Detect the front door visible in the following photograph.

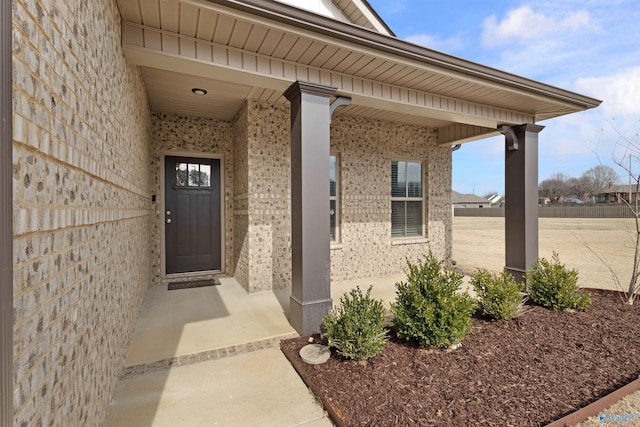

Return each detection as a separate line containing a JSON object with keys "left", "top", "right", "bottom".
{"left": 165, "top": 156, "right": 221, "bottom": 274}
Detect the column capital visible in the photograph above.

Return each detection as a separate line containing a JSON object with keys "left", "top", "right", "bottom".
{"left": 499, "top": 123, "right": 545, "bottom": 151}
{"left": 518, "top": 123, "right": 545, "bottom": 134}
{"left": 284, "top": 80, "right": 337, "bottom": 102}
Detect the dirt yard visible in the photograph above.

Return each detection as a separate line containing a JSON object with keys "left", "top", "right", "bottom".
{"left": 453, "top": 217, "right": 636, "bottom": 292}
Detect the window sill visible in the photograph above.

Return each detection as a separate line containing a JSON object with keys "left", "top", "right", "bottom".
{"left": 330, "top": 243, "right": 343, "bottom": 250}
{"left": 391, "top": 237, "right": 429, "bottom": 246}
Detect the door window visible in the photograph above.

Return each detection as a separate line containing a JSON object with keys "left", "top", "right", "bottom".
{"left": 176, "top": 162, "right": 211, "bottom": 187}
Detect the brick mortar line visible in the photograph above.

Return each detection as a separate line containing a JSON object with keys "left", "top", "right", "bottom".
{"left": 120, "top": 333, "right": 300, "bottom": 380}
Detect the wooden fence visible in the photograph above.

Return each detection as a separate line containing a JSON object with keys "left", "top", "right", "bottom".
{"left": 454, "top": 205, "right": 634, "bottom": 218}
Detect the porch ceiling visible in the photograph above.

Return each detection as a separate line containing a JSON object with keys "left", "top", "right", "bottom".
{"left": 141, "top": 66, "right": 450, "bottom": 127}
{"left": 117, "top": 0, "right": 601, "bottom": 144}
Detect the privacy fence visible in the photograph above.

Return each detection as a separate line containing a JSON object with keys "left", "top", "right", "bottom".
{"left": 454, "top": 205, "right": 634, "bottom": 219}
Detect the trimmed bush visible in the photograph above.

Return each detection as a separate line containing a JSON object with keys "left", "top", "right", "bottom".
{"left": 472, "top": 269, "right": 523, "bottom": 320}
{"left": 321, "top": 285, "right": 387, "bottom": 361}
{"left": 391, "top": 253, "right": 476, "bottom": 348}
{"left": 526, "top": 252, "right": 592, "bottom": 311}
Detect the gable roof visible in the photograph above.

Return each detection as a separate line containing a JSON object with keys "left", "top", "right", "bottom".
{"left": 336, "top": 0, "right": 394, "bottom": 36}
{"left": 274, "top": 0, "right": 394, "bottom": 35}
{"left": 452, "top": 191, "right": 491, "bottom": 205}
{"left": 600, "top": 184, "right": 639, "bottom": 194}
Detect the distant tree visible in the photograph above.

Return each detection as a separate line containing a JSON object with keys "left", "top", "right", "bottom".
{"left": 539, "top": 173, "right": 571, "bottom": 202}
{"left": 567, "top": 176, "right": 590, "bottom": 200}
{"left": 581, "top": 165, "right": 619, "bottom": 200}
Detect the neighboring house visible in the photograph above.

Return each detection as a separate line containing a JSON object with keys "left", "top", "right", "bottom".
{"left": 2, "top": 0, "right": 600, "bottom": 425}
{"left": 487, "top": 193, "right": 504, "bottom": 206}
{"left": 452, "top": 191, "right": 491, "bottom": 208}
{"left": 592, "top": 184, "right": 640, "bottom": 204}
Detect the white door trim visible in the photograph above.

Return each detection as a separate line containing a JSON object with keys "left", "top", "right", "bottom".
{"left": 160, "top": 151, "right": 226, "bottom": 278}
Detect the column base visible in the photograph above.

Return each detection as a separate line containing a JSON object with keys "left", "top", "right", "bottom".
{"left": 289, "top": 295, "right": 333, "bottom": 336}
{"left": 505, "top": 266, "right": 526, "bottom": 286}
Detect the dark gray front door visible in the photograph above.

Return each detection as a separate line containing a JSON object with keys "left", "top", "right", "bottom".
{"left": 165, "top": 156, "right": 221, "bottom": 274}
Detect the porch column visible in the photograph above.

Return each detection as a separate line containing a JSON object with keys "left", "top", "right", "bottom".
{"left": 284, "top": 81, "right": 337, "bottom": 335}
{"left": 1, "top": 0, "right": 12, "bottom": 424}
{"left": 500, "top": 124, "right": 545, "bottom": 283}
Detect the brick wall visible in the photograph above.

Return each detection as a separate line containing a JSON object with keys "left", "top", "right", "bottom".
{"left": 12, "top": 0, "right": 153, "bottom": 425}
{"left": 230, "top": 100, "right": 451, "bottom": 290}
{"left": 243, "top": 100, "right": 292, "bottom": 292}
{"left": 150, "top": 113, "right": 234, "bottom": 282}
{"left": 330, "top": 114, "right": 451, "bottom": 282}
{"left": 232, "top": 102, "right": 250, "bottom": 289}
{"left": 144, "top": 99, "right": 451, "bottom": 295}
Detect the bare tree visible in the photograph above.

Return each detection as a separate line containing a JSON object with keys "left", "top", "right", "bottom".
{"left": 610, "top": 121, "right": 640, "bottom": 304}
{"left": 567, "top": 176, "right": 590, "bottom": 200}
{"left": 539, "top": 173, "right": 571, "bottom": 202}
{"left": 582, "top": 165, "right": 619, "bottom": 201}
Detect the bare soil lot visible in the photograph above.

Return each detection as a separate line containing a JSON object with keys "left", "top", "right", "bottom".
{"left": 453, "top": 217, "right": 635, "bottom": 291}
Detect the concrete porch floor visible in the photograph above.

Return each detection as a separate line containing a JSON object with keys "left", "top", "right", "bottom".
{"left": 104, "top": 274, "right": 414, "bottom": 426}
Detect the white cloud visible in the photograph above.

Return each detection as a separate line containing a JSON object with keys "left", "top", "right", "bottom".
{"left": 481, "top": 6, "right": 594, "bottom": 48}
{"left": 574, "top": 67, "right": 640, "bottom": 116}
{"left": 403, "top": 33, "right": 465, "bottom": 53}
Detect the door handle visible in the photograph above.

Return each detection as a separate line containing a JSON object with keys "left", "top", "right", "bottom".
{"left": 166, "top": 218, "right": 172, "bottom": 224}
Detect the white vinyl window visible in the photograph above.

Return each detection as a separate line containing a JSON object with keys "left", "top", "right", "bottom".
{"left": 391, "top": 160, "right": 423, "bottom": 237}
{"left": 330, "top": 155, "right": 339, "bottom": 241}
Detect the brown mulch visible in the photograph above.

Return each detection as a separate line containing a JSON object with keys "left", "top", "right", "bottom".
{"left": 281, "top": 290, "right": 640, "bottom": 426}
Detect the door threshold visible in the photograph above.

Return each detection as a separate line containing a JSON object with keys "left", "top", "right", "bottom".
{"left": 160, "top": 270, "right": 224, "bottom": 282}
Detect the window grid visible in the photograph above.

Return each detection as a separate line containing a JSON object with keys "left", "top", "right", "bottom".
{"left": 391, "top": 160, "right": 423, "bottom": 238}
{"left": 330, "top": 155, "right": 339, "bottom": 242}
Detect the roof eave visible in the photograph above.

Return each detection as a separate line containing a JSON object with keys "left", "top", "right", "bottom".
{"left": 205, "top": 0, "right": 602, "bottom": 113}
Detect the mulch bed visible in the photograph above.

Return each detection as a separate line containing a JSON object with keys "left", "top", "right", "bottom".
{"left": 281, "top": 290, "right": 640, "bottom": 426}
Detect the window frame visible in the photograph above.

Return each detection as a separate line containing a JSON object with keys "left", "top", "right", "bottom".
{"left": 391, "top": 159, "right": 424, "bottom": 238}
{"left": 330, "top": 154, "right": 340, "bottom": 242}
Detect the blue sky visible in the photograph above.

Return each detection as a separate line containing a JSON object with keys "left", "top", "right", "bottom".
{"left": 368, "top": 0, "right": 640, "bottom": 196}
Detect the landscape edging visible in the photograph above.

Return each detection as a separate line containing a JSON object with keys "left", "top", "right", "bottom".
{"left": 545, "top": 376, "right": 640, "bottom": 427}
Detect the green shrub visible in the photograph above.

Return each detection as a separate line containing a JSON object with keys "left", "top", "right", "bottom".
{"left": 471, "top": 269, "right": 523, "bottom": 320}
{"left": 321, "top": 285, "right": 387, "bottom": 361}
{"left": 525, "top": 252, "right": 591, "bottom": 311}
{"left": 391, "top": 253, "right": 476, "bottom": 348}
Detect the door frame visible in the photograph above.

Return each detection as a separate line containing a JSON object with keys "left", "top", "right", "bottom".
{"left": 160, "top": 151, "right": 226, "bottom": 278}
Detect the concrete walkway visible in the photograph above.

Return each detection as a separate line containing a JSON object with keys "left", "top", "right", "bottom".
{"left": 104, "top": 277, "right": 333, "bottom": 426}
{"left": 103, "top": 273, "right": 473, "bottom": 426}
{"left": 105, "top": 348, "right": 330, "bottom": 427}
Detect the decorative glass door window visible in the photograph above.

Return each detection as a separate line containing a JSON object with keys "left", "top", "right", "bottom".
{"left": 175, "top": 162, "right": 211, "bottom": 187}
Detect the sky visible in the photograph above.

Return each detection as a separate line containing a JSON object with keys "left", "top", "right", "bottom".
{"left": 368, "top": 0, "right": 640, "bottom": 196}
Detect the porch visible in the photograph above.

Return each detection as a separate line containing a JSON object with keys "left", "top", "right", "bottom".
{"left": 104, "top": 274, "right": 417, "bottom": 426}
{"left": 115, "top": 274, "right": 416, "bottom": 372}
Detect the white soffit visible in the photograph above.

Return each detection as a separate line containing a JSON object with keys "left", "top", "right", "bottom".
{"left": 141, "top": 67, "right": 254, "bottom": 120}
{"left": 117, "top": 0, "right": 599, "bottom": 133}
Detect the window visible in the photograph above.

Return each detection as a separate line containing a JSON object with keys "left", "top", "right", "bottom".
{"left": 330, "top": 155, "right": 339, "bottom": 241}
{"left": 391, "top": 160, "right": 423, "bottom": 237}
{"left": 175, "top": 162, "right": 211, "bottom": 187}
